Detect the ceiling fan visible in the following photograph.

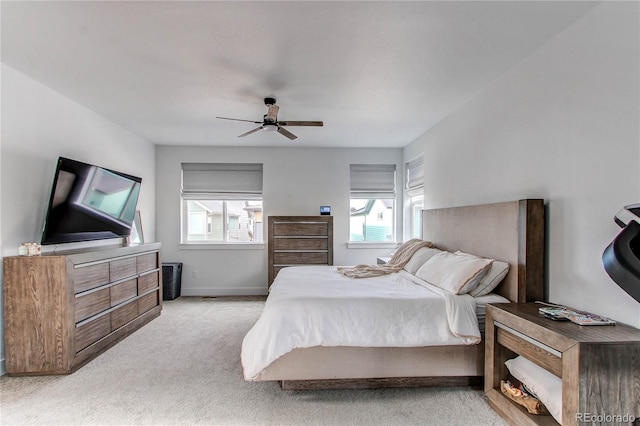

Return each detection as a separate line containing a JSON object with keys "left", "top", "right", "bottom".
{"left": 216, "top": 97, "right": 323, "bottom": 140}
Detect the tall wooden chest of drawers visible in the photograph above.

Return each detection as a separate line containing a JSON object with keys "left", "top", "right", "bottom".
{"left": 268, "top": 216, "right": 333, "bottom": 286}
{"left": 3, "top": 242, "right": 162, "bottom": 375}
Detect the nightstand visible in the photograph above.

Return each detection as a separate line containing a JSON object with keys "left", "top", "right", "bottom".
{"left": 485, "top": 303, "right": 640, "bottom": 426}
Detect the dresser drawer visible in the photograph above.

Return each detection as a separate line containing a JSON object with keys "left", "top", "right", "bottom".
{"left": 74, "top": 263, "right": 110, "bottom": 293}
{"left": 273, "top": 222, "right": 328, "bottom": 236}
{"left": 110, "top": 257, "right": 137, "bottom": 281}
{"left": 273, "top": 238, "right": 328, "bottom": 250}
{"left": 75, "top": 314, "right": 111, "bottom": 352}
{"left": 138, "top": 270, "right": 159, "bottom": 294}
{"left": 75, "top": 288, "right": 110, "bottom": 323}
{"left": 138, "top": 291, "right": 159, "bottom": 314}
{"left": 111, "top": 301, "right": 138, "bottom": 330}
{"left": 136, "top": 252, "right": 158, "bottom": 273}
{"left": 110, "top": 278, "right": 138, "bottom": 306}
{"left": 274, "top": 252, "right": 328, "bottom": 265}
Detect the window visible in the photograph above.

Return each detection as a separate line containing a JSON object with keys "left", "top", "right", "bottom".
{"left": 409, "top": 197, "right": 424, "bottom": 238}
{"left": 349, "top": 164, "right": 396, "bottom": 242}
{"left": 406, "top": 156, "right": 424, "bottom": 239}
{"left": 181, "top": 163, "right": 263, "bottom": 243}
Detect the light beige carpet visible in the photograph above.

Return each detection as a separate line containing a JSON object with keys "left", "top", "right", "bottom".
{"left": 0, "top": 297, "right": 507, "bottom": 425}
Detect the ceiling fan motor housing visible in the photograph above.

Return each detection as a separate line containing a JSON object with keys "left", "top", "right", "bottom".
{"left": 264, "top": 97, "right": 277, "bottom": 106}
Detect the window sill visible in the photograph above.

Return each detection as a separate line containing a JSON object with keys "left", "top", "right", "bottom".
{"left": 347, "top": 242, "right": 399, "bottom": 249}
{"left": 180, "top": 243, "right": 265, "bottom": 250}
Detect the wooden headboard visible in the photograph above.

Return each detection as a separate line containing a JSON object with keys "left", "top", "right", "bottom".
{"left": 422, "top": 199, "right": 545, "bottom": 303}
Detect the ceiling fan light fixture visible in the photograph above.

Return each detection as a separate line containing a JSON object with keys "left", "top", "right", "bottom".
{"left": 262, "top": 124, "right": 278, "bottom": 131}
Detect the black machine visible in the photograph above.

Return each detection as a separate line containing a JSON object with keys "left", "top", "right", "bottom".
{"left": 602, "top": 203, "right": 640, "bottom": 303}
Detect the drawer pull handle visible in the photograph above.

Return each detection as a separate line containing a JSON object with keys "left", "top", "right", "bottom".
{"left": 138, "top": 268, "right": 160, "bottom": 277}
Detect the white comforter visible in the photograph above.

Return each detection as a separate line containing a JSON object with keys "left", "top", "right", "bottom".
{"left": 241, "top": 266, "right": 481, "bottom": 380}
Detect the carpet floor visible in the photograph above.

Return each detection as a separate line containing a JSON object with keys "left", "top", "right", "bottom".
{"left": 0, "top": 297, "right": 507, "bottom": 425}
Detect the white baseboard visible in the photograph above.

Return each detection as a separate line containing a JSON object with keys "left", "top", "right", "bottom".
{"left": 180, "top": 287, "right": 268, "bottom": 297}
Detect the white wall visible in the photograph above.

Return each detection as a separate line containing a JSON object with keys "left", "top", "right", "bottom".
{"left": 156, "top": 146, "right": 402, "bottom": 296}
{"left": 0, "top": 64, "right": 157, "bottom": 374}
{"left": 403, "top": 2, "right": 640, "bottom": 327}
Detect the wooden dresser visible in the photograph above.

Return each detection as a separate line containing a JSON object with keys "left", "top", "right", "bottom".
{"left": 268, "top": 216, "right": 333, "bottom": 286}
{"left": 3, "top": 242, "right": 162, "bottom": 375}
{"left": 485, "top": 303, "right": 640, "bottom": 426}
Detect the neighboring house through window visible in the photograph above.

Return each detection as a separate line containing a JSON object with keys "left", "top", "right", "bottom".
{"left": 181, "top": 163, "right": 263, "bottom": 243}
{"left": 349, "top": 164, "right": 396, "bottom": 242}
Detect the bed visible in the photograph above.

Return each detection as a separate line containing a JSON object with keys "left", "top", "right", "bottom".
{"left": 242, "top": 199, "right": 545, "bottom": 390}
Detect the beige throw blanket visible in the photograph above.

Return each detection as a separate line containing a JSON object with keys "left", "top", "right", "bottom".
{"left": 337, "top": 238, "right": 434, "bottom": 278}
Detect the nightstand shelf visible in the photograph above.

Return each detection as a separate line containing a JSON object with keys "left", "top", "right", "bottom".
{"left": 485, "top": 303, "right": 640, "bottom": 426}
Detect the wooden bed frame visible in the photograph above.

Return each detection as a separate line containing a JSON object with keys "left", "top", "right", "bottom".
{"left": 254, "top": 199, "right": 545, "bottom": 390}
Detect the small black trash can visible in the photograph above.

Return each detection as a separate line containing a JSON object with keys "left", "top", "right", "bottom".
{"left": 162, "top": 262, "right": 183, "bottom": 300}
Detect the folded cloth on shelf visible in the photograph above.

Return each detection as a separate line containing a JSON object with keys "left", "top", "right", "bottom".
{"left": 337, "top": 238, "right": 434, "bottom": 278}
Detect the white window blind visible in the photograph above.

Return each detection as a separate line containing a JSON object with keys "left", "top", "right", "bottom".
{"left": 181, "top": 163, "right": 263, "bottom": 200}
{"left": 406, "top": 156, "right": 424, "bottom": 198}
{"left": 350, "top": 164, "right": 396, "bottom": 199}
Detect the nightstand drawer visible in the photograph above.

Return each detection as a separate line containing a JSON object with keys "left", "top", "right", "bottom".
{"left": 495, "top": 322, "right": 562, "bottom": 377}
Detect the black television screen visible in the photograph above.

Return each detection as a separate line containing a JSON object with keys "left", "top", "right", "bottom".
{"left": 41, "top": 157, "right": 142, "bottom": 245}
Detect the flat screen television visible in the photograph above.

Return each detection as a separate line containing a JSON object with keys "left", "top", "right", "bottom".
{"left": 41, "top": 157, "right": 142, "bottom": 245}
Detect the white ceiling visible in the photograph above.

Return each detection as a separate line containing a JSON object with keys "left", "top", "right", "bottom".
{"left": 1, "top": 1, "right": 598, "bottom": 148}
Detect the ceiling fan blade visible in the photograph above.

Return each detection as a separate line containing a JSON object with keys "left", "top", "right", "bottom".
{"left": 238, "top": 127, "right": 263, "bottom": 138}
{"left": 277, "top": 126, "right": 298, "bottom": 140}
{"left": 216, "top": 116, "right": 262, "bottom": 124}
{"left": 277, "top": 121, "right": 323, "bottom": 127}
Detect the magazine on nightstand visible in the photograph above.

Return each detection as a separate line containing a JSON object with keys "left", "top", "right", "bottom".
{"left": 537, "top": 303, "right": 617, "bottom": 326}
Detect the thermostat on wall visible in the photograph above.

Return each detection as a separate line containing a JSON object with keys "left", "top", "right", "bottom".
{"left": 320, "top": 206, "right": 331, "bottom": 215}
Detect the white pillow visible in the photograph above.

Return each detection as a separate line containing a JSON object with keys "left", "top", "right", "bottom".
{"left": 505, "top": 356, "right": 562, "bottom": 424}
{"left": 403, "top": 247, "right": 442, "bottom": 275}
{"left": 415, "top": 251, "right": 493, "bottom": 294}
{"left": 453, "top": 251, "right": 510, "bottom": 297}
